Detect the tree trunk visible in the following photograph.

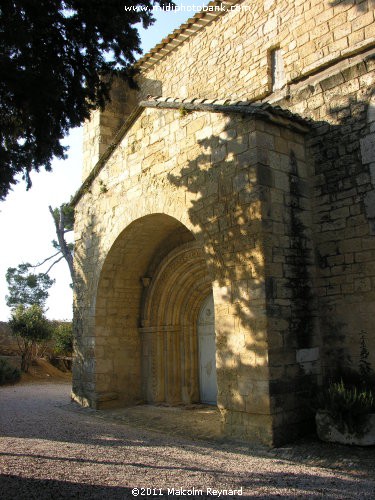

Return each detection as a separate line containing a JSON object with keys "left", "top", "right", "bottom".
{"left": 21, "top": 347, "right": 32, "bottom": 372}
{"left": 49, "top": 206, "right": 74, "bottom": 282}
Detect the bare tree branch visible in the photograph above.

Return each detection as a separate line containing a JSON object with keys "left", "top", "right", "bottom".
{"left": 30, "top": 251, "right": 62, "bottom": 268}
{"left": 45, "top": 255, "right": 65, "bottom": 275}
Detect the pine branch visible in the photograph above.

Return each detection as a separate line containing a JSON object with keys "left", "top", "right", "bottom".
{"left": 30, "top": 251, "right": 62, "bottom": 268}
{"left": 45, "top": 255, "right": 65, "bottom": 275}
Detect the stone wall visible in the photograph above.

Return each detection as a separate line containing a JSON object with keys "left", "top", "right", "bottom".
{"left": 280, "top": 53, "right": 375, "bottom": 373}
{"left": 82, "top": 79, "right": 138, "bottom": 180}
{"left": 139, "top": 0, "right": 375, "bottom": 101}
{"left": 73, "top": 103, "right": 316, "bottom": 444}
{"left": 135, "top": 0, "right": 375, "bottom": 371}
{"left": 74, "top": 0, "right": 375, "bottom": 444}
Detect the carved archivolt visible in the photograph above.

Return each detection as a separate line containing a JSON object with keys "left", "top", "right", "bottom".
{"left": 139, "top": 241, "right": 212, "bottom": 403}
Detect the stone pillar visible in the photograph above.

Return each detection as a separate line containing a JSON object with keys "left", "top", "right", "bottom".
{"left": 210, "top": 115, "right": 315, "bottom": 445}
{"left": 140, "top": 327, "right": 166, "bottom": 402}
{"left": 181, "top": 325, "right": 199, "bottom": 403}
{"left": 155, "top": 328, "right": 181, "bottom": 403}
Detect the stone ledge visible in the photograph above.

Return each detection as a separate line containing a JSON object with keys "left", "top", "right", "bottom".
{"left": 140, "top": 99, "right": 311, "bottom": 133}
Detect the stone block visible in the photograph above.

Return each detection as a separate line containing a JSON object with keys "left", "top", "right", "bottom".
{"left": 187, "top": 116, "right": 206, "bottom": 135}
{"left": 296, "top": 347, "right": 319, "bottom": 363}
{"left": 352, "top": 11, "right": 374, "bottom": 31}
{"left": 320, "top": 72, "right": 345, "bottom": 91}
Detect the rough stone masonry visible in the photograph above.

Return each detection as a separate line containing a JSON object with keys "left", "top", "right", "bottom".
{"left": 72, "top": 0, "right": 375, "bottom": 446}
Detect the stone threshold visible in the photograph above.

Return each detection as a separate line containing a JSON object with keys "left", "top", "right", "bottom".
{"left": 69, "top": 401, "right": 223, "bottom": 441}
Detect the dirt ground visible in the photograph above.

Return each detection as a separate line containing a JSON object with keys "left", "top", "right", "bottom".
{"left": 18, "top": 358, "right": 72, "bottom": 384}
{"left": 0, "top": 373, "right": 375, "bottom": 499}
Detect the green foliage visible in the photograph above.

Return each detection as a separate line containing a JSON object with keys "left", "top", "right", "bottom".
{"left": 317, "top": 332, "right": 375, "bottom": 435}
{"left": 0, "top": 359, "right": 21, "bottom": 385}
{"left": 6, "top": 263, "right": 55, "bottom": 309}
{"left": 0, "top": 0, "right": 171, "bottom": 200}
{"left": 318, "top": 379, "right": 375, "bottom": 434}
{"left": 99, "top": 180, "right": 108, "bottom": 194}
{"left": 10, "top": 304, "right": 52, "bottom": 343}
{"left": 9, "top": 304, "right": 53, "bottom": 372}
{"left": 52, "top": 239, "right": 74, "bottom": 254}
{"left": 179, "top": 107, "right": 190, "bottom": 117}
{"left": 53, "top": 323, "right": 73, "bottom": 356}
{"left": 51, "top": 203, "right": 75, "bottom": 232}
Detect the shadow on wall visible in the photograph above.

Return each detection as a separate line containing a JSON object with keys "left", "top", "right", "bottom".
{"left": 297, "top": 67, "right": 375, "bottom": 372}
{"left": 329, "top": 0, "right": 370, "bottom": 12}
{"left": 72, "top": 24, "right": 375, "bottom": 440}
{"left": 164, "top": 108, "right": 318, "bottom": 442}
{"left": 72, "top": 209, "right": 102, "bottom": 402}
{"left": 166, "top": 65, "right": 375, "bottom": 379}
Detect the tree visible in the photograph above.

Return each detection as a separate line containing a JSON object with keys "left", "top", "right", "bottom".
{"left": 9, "top": 304, "right": 53, "bottom": 372}
{"left": 53, "top": 323, "right": 73, "bottom": 356}
{"left": 0, "top": 0, "right": 171, "bottom": 200}
{"left": 49, "top": 203, "right": 75, "bottom": 282}
{"left": 17, "top": 203, "right": 75, "bottom": 295}
{"left": 28, "top": 203, "right": 75, "bottom": 287}
{"left": 6, "top": 263, "right": 55, "bottom": 309}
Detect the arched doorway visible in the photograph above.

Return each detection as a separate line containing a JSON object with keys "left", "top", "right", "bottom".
{"left": 198, "top": 293, "right": 217, "bottom": 405}
{"left": 93, "top": 214, "right": 214, "bottom": 407}
{"left": 140, "top": 241, "right": 213, "bottom": 405}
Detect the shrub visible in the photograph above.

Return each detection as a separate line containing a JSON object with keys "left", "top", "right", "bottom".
{"left": 53, "top": 323, "right": 73, "bottom": 356}
{"left": 318, "top": 379, "right": 375, "bottom": 434}
{"left": 0, "top": 359, "right": 21, "bottom": 385}
{"left": 317, "top": 332, "right": 375, "bottom": 436}
{"left": 9, "top": 304, "right": 53, "bottom": 372}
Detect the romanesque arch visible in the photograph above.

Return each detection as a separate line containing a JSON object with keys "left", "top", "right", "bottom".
{"left": 93, "top": 213, "right": 215, "bottom": 406}
{"left": 140, "top": 241, "right": 213, "bottom": 404}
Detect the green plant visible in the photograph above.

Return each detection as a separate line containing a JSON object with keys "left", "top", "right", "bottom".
{"left": 6, "top": 263, "right": 55, "bottom": 309}
{"left": 99, "top": 180, "right": 108, "bottom": 194}
{"left": 317, "top": 332, "right": 375, "bottom": 436}
{"left": 9, "top": 304, "right": 53, "bottom": 372}
{"left": 0, "top": 0, "right": 168, "bottom": 201}
{"left": 318, "top": 379, "right": 375, "bottom": 434}
{"left": 0, "top": 359, "right": 21, "bottom": 385}
{"left": 179, "top": 107, "right": 191, "bottom": 117}
{"left": 53, "top": 323, "right": 73, "bottom": 356}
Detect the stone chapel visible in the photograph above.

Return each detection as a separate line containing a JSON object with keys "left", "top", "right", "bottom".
{"left": 71, "top": 0, "right": 375, "bottom": 445}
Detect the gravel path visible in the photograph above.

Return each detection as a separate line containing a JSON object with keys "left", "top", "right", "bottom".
{"left": 1, "top": 382, "right": 375, "bottom": 499}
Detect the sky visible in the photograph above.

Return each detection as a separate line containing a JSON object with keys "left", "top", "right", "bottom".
{"left": 0, "top": 2, "right": 203, "bottom": 321}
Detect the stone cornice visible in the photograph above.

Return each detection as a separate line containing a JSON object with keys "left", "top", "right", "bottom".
{"left": 140, "top": 97, "right": 311, "bottom": 132}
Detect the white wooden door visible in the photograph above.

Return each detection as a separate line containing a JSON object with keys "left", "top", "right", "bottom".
{"left": 198, "top": 293, "right": 217, "bottom": 404}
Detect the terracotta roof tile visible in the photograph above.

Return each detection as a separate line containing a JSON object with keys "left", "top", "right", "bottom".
{"left": 136, "top": 0, "right": 241, "bottom": 71}
{"left": 140, "top": 96, "right": 311, "bottom": 130}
